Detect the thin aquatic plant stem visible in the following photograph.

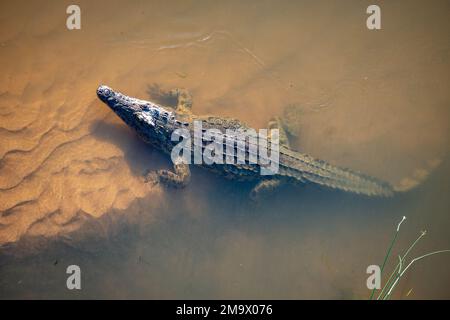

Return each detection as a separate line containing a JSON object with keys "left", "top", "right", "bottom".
{"left": 369, "top": 216, "right": 405, "bottom": 300}
{"left": 377, "top": 263, "right": 400, "bottom": 300}
{"left": 377, "top": 230, "right": 425, "bottom": 300}
{"left": 385, "top": 249, "right": 450, "bottom": 298}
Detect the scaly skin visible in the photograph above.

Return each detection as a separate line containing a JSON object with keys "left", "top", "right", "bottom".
{"left": 96, "top": 85, "right": 394, "bottom": 197}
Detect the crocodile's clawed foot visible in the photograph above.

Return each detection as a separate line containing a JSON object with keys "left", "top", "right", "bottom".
{"left": 250, "top": 179, "right": 282, "bottom": 201}
{"left": 158, "top": 163, "right": 191, "bottom": 188}
{"left": 280, "top": 103, "right": 305, "bottom": 137}
{"left": 143, "top": 170, "right": 160, "bottom": 186}
{"left": 146, "top": 84, "right": 178, "bottom": 107}
{"left": 144, "top": 163, "right": 191, "bottom": 189}
{"left": 146, "top": 84, "right": 193, "bottom": 114}
{"left": 172, "top": 88, "right": 193, "bottom": 112}
{"left": 267, "top": 116, "right": 290, "bottom": 148}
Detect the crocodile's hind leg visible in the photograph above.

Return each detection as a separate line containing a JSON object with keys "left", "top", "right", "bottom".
{"left": 280, "top": 103, "right": 305, "bottom": 138}
{"left": 250, "top": 179, "right": 282, "bottom": 201}
{"left": 267, "top": 117, "right": 290, "bottom": 148}
{"left": 144, "top": 162, "right": 191, "bottom": 188}
{"left": 147, "top": 84, "right": 193, "bottom": 114}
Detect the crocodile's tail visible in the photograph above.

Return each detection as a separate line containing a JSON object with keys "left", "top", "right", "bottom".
{"left": 280, "top": 147, "right": 395, "bottom": 197}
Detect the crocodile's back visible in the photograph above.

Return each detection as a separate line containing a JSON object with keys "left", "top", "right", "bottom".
{"left": 190, "top": 117, "right": 394, "bottom": 196}
{"left": 279, "top": 146, "right": 394, "bottom": 196}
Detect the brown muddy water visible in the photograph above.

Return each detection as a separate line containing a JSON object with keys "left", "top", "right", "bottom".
{"left": 0, "top": 0, "right": 449, "bottom": 299}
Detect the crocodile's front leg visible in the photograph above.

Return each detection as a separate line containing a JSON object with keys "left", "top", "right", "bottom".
{"left": 145, "top": 162, "right": 191, "bottom": 188}
{"left": 172, "top": 88, "right": 193, "bottom": 113}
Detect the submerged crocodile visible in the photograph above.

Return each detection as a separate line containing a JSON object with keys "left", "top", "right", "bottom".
{"left": 96, "top": 85, "right": 394, "bottom": 198}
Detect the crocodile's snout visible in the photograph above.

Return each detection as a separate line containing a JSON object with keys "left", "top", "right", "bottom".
{"left": 96, "top": 84, "right": 150, "bottom": 124}
{"left": 97, "top": 85, "right": 114, "bottom": 102}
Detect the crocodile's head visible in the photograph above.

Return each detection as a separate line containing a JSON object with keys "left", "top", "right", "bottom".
{"left": 96, "top": 85, "right": 172, "bottom": 133}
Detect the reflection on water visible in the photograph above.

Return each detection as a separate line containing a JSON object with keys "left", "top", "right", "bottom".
{"left": 0, "top": 0, "right": 449, "bottom": 298}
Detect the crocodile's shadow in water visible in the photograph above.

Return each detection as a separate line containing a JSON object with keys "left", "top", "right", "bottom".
{"left": 89, "top": 118, "right": 169, "bottom": 178}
